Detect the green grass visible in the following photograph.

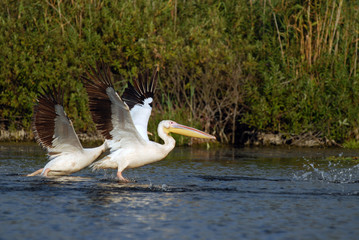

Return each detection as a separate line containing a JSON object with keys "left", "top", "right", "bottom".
{"left": 343, "top": 139, "right": 359, "bottom": 149}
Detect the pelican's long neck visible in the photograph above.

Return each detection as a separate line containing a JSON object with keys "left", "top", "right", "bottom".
{"left": 157, "top": 123, "right": 176, "bottom": 157}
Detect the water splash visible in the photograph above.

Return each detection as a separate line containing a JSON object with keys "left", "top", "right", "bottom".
{"left": 293, "top": 157, "right": 359, "bottom": 184}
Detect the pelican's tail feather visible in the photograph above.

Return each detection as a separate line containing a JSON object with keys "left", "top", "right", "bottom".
{"left": 90, "top": 156, "right": 117, "bottom": 170}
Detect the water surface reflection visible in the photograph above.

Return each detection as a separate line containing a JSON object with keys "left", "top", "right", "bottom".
{"left": 1, "top": 144, "right": 359, "bottom": 239}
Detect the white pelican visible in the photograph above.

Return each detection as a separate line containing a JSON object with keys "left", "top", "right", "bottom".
{"left": 82, "top": 61, "right": 216, "bottom": 182}
{"left": 27, "top": 86, "right": 108, "bottom": 177}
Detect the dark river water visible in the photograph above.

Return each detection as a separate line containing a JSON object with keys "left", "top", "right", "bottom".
{"left": 1, "top": 143, "right": 359, "bottom": 239}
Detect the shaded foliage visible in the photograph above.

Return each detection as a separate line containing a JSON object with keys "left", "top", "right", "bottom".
{"left": 0, "top": 0, "right": 358, "bottom": 144}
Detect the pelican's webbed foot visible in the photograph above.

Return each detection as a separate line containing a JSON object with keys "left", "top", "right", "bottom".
{"left": 27, "top": 168, "right": 44, "bottom": 177}
{"left": 117, "top": 171, "right": 130, "bottom": 182}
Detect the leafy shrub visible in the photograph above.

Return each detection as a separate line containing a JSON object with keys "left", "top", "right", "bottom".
{"left": 0, "top": 0, "right": 358, "bottom": 145}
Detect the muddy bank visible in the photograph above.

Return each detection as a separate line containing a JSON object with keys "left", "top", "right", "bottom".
{"left": 0, "top": 129, "right": 339, "bottom": 147}
{"left": 0, "top": 129, "right": 104, "bottom": 145}
{"left": 240, "top": 131, "right": 339, "bottom": 147}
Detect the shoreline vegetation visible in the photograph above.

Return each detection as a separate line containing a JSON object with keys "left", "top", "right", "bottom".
{"left": 1, "top": 1, "right": 359, "bottom": 147}
{"left": 0, "top": 129, "right": 339, "bottom": 148}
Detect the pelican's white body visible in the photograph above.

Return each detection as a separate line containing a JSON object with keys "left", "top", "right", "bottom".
{"left": 42, "top": 143, "right": 107, "bottom": 176}
{"left": 91, "top": 121, "right": 175, "bottom": 173}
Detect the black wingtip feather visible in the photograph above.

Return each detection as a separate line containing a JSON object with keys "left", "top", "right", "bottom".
{"left": 82, "top": 60, "right": 114, "bottom": 140}
{"left": 32, "top": 85, "right": 64, "bottom": 149}
{"left": 122, "top": 68, "right": 158, "bottom": 109}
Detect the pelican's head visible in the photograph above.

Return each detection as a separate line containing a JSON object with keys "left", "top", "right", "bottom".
{"left": 161, "top": 120, "right": 216, "bottom": 140}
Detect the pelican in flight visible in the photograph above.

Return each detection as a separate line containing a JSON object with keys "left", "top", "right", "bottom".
{"left": 82, "top": 61, "right": 215, "bottom": 182}
{"left": 27, "top": 86, "right": 107, "bottom": 177}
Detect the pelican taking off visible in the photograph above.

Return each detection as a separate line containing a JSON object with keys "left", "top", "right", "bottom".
{"left": 82, "top": 61, "right": 215, "bottom": 182}
{"left": 27, "top": 86, "right": 107, "bottom": 177}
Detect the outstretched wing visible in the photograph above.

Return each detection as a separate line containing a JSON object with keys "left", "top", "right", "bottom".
{"left": 32, "top": 86, "right": 83, "bottom": 153}
{"left": 82, "top": 61, "right": 145, "bottom": 147}
{"left": 122, "top": 69, "right": 158, "bottom": 141}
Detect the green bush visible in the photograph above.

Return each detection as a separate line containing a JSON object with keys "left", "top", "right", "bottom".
{"left": 0, "top": 0, "right": 358, "bottom": 145}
